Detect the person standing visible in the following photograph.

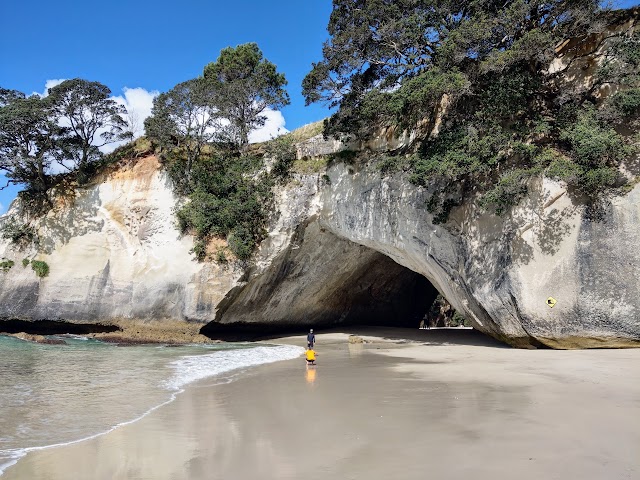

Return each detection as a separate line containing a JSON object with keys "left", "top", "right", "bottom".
{"left": 307, "top": 329, "right": 315, "bottom": 348}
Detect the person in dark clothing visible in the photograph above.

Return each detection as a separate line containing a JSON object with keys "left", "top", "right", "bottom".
{"left": 307, "top": 329, "right": 315, "bottom": 348}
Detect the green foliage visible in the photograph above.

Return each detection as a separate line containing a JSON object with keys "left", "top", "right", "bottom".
{"left": 329, "top": 68, "right": 469, "bottom": 136}
{"left": 203, "top": 43, "right": 290, "bottom": 149}
{"left": 0, "top": 218, "right": 37, "bottom": 250}
{"left": 190, "top": 239, "right": 207, "bottom": 262}
{"left": 612, "top": 88, "right": 640, "bottom": 117}
{"left": 22, "top": 258, "right": 29, "bottom": 268}
{"left": 304, "top": 0, "right": 598, "bottom": 132}
{"left": 172, "top": 153, "right": 273, "bottom": 262}
{"left": 329, "top": 149, "right": 357, "bottom": 164}
{"left": 474, "top": 70, "right": 540, "bottom": 120}
{"left": 547, "top": 158, "right": 618, "bottom": 195}
{"left": 0, "top": 259, "right": 14, "bottom": 272}
{"left": 480, "top": 169, "right": 532, "bottom": 215}
{"left": 305, "top": 3, "right": 638, "bottom": 220}
{"left": 425, "top": 193, "right": 460, "bottom": 225}
{"left": 30, "top": 260, "right": 49, "bottom": 278}
{"left": 410, "top": 124, "right": 509, "bottom": 186}
{"left": 376, "top": 155, "right": 411, "bottom": 176}
{"left": 602, "top": 88, "right": 640, "bottom": 126}
{"left": 285, "top": 121, "right": 324, "bottom": 143}
{"left": 450, "top": 311, "right": 471, "bottom": 328}
{"left": 0, "top": 79, "right": 130, "bottom": 211}
{"left": 550, "top": 106, "right": 631, "bottom": 195}
{"left": 48, "top": 79, "right": 130, "bottom": 182}
{"left": 214, "top": 247, "right": 228, "bottom": 264}
{"left": 0, "top": 93, "right": 62, "bottom": 209}
{"left": 560, "top": 107, "right": 631, "bottom": 167}
{"left": 292, "top": 156, "right": 329, "bottom": 175}
{"left": 265, "top": 136, "right": 296, "bottom": 181}
{"left": 144, "top": 78, "right": 221, "bottom": 180}
{"left": 103, "top": 137, "right": 152, "bottom": 165}
{"left": 426, "top": 294, "right": 471, "bottom": 327}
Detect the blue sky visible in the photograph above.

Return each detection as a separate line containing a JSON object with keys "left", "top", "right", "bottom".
{"left": 0, "top": 0, "right": 638, "bottom": 214}
{"left": 0, "top": 0, "right": 334, "bottom": 213}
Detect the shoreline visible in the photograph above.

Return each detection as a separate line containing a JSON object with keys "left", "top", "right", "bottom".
{"left": 3, "top": 328, "right": 639, "bottom": 479}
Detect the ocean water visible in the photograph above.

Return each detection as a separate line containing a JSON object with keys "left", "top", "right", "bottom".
{"left": 0, "top": 335, "right": 303, "bottom": 475}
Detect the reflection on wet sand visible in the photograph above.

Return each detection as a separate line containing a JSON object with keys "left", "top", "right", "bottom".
{"left": 305, "top": 365, "right": 317, "bottom": 385}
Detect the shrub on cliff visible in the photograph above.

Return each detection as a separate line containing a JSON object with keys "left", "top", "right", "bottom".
{"left": 30, "top": 260, "right": 49, "bottom": 278}
{"left": 172, "top": 153, "right": 273, "bottom": 262}
{"left": 0, "top": 259, "right": 14, "bottom": 272}
{"left": 0, "top": 217, "right": 38, "bottom": 250}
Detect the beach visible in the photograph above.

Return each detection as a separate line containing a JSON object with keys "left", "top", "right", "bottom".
{"left": 3, "top": 328, "right": 639, "bottom": 480}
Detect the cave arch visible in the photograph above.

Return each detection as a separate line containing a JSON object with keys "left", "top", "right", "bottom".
{"left": 200, "top": 224, "right": 445, "bottom": 340}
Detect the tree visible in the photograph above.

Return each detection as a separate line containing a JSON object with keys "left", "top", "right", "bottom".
{"left": 47, "top": 79, "right": 129, "bottom": 175}
{"left": 203, "top": 43, "right": 290, "bottom": 149}
{"left": 0, "top": 79, "right": 132, "bottom": 212}
{"left": 302, "top": 0, "right": 600, "bottom": 135}
{"left": 0, "top": 91, "right": 63, "bottom": 208}
{"left": 144, "top": 78, "right": 222, "bottom": 183}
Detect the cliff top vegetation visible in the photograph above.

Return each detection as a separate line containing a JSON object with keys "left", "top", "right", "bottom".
{"left": 304, "top": 2, "right": 639, "bottom": 220}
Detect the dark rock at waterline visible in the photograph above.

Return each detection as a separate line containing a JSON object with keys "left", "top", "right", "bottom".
{"left": 4, "top": 332, "right": 67, "bottom": 345}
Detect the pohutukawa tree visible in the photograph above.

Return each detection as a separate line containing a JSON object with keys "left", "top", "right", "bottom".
{"left": 302, "top": 0, "right": 638, "bottom": 218}
{"left": 203, "top": 42, "right": 290, "bottom": 150}
{"left": 0, "top": 79, "right": 130, "bottom": 211}
{"left": 144, "top": 78, "right": 222, "bottom": 182}
{"left": 302, "top": 0, "right": 602, "bottom": 136}
{"left": 0, "top": 90, "right": 64, "bottom": 208}
{"left": 47, "top": 79, "right": 130, "bottom": 176}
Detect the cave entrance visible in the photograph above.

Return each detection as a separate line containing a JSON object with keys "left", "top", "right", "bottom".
{"left": 200, "top": 225, "right": 465, "bottom": 340}
{"left": 420, "top": 294, "right": 473, "bottom": 329}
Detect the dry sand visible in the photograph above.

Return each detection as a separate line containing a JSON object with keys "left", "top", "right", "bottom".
{"left": 4, "top": 328, "right": 639, "bottom": 480}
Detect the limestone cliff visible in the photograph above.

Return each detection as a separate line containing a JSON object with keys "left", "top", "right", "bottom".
{"left": 0, "top": 143, "right": 638, "bottom": 348}
{"left": 0, "top": 156, "right": 241, "bottom": 341}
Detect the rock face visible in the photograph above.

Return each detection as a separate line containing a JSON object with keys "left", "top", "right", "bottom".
{"left": 318, "top": 163, "right": 640, "bottom": 348}
{"left": 0, "top": 156, "right": 240, "bottom": 327}
{"left": 0, "top": 147, "right": 638, "bottom": 348}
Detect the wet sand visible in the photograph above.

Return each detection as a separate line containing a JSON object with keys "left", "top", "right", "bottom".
{"left": 4, "top": 328, "right": 639, "bottom": 480}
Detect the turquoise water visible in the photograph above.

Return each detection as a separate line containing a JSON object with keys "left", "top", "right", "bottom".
{"left": 0, "top": 335, "right": 303, "bottom": 475}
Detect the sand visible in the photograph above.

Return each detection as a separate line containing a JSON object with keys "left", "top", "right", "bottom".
{"left": 4, "top": 328, "right": 639, "bottom": 480}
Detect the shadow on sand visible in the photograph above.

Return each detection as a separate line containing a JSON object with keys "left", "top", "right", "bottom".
{"left": 325, "top": 326, "right": 509, "bottom": 348}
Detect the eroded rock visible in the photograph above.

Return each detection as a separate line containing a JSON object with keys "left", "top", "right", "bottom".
{"left": 0, "top": 150, "right": 638, "bottom": 348}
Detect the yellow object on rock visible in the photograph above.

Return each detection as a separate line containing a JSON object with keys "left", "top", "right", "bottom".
{"left": 546, "top": 297, "right": 557, "bottom": 308}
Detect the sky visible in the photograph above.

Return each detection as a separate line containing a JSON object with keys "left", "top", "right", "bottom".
{"left": 0, "top": 0, "right": 638, "bottom": 214}
{"left": 0, "top": 0, "right": 334, "bottom": 213}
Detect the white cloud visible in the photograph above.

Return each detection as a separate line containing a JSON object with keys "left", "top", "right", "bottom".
{"left": 248, "top": 109, "right": 288, "bottom": 143}
{"left": 0, "top": 202, "right": 4, "bottom": 215}
{"left": 33, "top": 79, "right": 66, "bottom": 98}
{"left": 100, "top": 86, "right": 159, "bottom": 153}
{"left": 110, "top": 87, "right": 158, "bottom": 140}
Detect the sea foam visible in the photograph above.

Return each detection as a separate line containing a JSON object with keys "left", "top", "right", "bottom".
{"left": 165, "top": 344, "right": 305, "bottom": 390}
